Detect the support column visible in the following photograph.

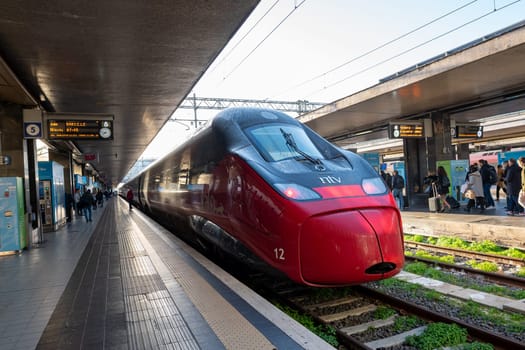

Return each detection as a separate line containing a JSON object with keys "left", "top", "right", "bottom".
{"left": 429, "top": 111, "right": 453, "bottom": 163}
{"left": 403, "top": 137, "right": 428, "bottom": 208}
{"left": 456, "top": 143, "right": 470, "bottom": 162}
{"left": 403, "top": 112, "right": 456, "bottom": 209}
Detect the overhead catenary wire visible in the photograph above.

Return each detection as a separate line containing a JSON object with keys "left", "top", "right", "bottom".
{"left": 269, "top": 0, "right": 479, "bottom": 100}
{"left": 303, "top": 0, "right": 521, "bottom": 99}
{"left": 220, "top": 0, "right": 307, "bottom": 82}
{"left": 207, "top": 0, "right": 281, "bottom": 76}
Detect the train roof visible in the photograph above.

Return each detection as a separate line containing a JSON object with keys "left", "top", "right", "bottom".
{"left": 211, "top": 107, "right": 299, "bottom": 129}
{"left": 124, "top": 108, "right": 299, "bottom": 184}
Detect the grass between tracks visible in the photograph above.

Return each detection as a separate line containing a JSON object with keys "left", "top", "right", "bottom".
{"left": 403, "top": 260, "right": 525, "bottom": 299}
{"left": 273, "top": 302, "right": 339, "bottom": 347}
{"left": 376, "top": 278, "right": 525, "bottom": 334}
{"left": 404, "top": 234, "right": 525, "bottom": 277}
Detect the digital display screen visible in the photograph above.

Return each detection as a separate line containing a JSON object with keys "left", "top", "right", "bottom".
{"left": 47, "top": 119, "right": 113, "bottom": 140}
{"left": 454, "top": 125, "right": 483, "bottom": 139}
{"left": 389, "top": 123, "right": 425, "bottom": 138}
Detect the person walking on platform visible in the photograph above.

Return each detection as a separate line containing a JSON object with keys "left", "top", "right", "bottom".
{"left": 65, "top": 192, "right": 73, "bottom": 222}
{"left": 423, "top": 170, "right": 438, "bottom": 196}
{"left": 126, "top": 187, "right": 134, "bottom": 210}
{"left": 96, "top": 189, "right": 104, "bottom": 208}
{"left": 464, "top": 164, "right": 485, "bottom": 212}
{"left": 74, "top": 189, "right": 82, "bottom": 216}
{"left": 479, "top": 159, "right": 496, "bottom": 208}
{"left": 505, "top": 158, "right": 524, "bottom": 216}
{"left": 391, "top": 170, "right": 405, "bottom": 210}
{"left": 437, "top": 166, "right": 452, "bottom": 212}
{"left": 80, "top": 189, "right": 94, "bottom": 222}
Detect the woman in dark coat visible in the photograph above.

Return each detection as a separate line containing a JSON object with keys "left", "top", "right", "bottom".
{"left": 437, "top": 166, "right": 451, "bottom": 212}
{"left": 505, "top": 158, "right": 523, "bottom": 215}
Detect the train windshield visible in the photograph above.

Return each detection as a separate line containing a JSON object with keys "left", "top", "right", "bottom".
{"left": 245, "top": 124, "right": 324, "bottom": 162}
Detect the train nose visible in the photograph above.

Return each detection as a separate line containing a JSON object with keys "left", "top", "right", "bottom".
{"left": 299, "top": 208, "right": 404, "bottom": 285}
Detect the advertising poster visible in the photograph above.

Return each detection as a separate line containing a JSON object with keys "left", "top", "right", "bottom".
{"left": 436, "top": 160, "right": 469, "bottom": 201}
{"left": 0, "top": 177, "right": 27, "bottom": 252}
{"left": 451, "top": 160, "right": 469, "bottom": 201}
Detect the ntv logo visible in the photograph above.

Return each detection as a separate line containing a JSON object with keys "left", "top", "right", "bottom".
{"left": 319, "top": 176, "right": 341, "bottom": 184}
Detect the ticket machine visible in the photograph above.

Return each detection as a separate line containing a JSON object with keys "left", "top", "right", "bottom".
{"left": 39, "top": 180, "right": 53, "bottom": 228}
{"left": 38, "top": 161, "right": 66, "bottom": 232}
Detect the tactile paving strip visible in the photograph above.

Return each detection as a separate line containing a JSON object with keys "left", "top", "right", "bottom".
{"left": 126, "top": 217, "right": 277, "bottom": 350}
{"left": 117, "top": 228, "right": 199, "bottom": 350}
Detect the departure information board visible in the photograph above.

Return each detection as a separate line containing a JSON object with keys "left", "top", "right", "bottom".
{"left": 47, "top": 119, "right": 113, "bottom": 140}
{"left": 388, "top": 122, "right": 425, "bottom": 138}
{"left": 453, "top": 124, "right": 483, "bottom": 139}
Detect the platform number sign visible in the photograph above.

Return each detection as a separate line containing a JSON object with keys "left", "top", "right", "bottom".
{"left": 23, "top": 122, "right": 43, "bottom": 138}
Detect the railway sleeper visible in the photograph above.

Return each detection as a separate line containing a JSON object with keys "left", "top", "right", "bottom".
{"left": 339, "top": 314, "right": 397, "bottom": 335}
{"left": 303, "top": 296, "right": 361, "bottom": 310}
{"left": 319, "top": 303, "right": 377, "bottom": 322}
{"left": 364, "top": 326, "right": 427, "bottom": 350}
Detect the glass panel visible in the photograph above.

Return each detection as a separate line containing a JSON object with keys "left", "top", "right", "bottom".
{"left": 246, "top": 124, "right": 323, "bottom": 162}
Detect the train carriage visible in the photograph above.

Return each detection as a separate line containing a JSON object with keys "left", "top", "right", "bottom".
{"left": 127, "top": 107, "right": 404, "bottom": 286}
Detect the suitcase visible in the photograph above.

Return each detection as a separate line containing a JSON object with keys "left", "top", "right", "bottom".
{"left": 428, "top": 196, "right": 441, "bottom": 212}
{"left": 446, "top": 195, "right": 460, "bottom": 209}
{"left": 428, "top": 183, "right": 442, "bottom": 212}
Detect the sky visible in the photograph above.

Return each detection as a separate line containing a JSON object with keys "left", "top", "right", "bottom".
{"left": 123, "top": 0, "right": 525, "bottom": 181}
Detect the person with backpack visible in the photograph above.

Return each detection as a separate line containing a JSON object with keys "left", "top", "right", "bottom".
{"left": 391, "top": 170, "right": 405, "bottom": 210}
{"left": 479, "top": 159, "right": 496, "bottom": 208}
{"left": 80, "top": 189, "right": 94, "bottom": 222}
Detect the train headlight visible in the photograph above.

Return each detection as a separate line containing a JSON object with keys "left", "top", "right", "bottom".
{"left": 274, "top": 183, "right": 321, "bottom": 200}
{"left": 362, "top": 177, "right": 387, "bottom": 195}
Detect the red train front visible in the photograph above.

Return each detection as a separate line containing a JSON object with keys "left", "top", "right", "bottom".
{"left": 131, "top": 108, "right": 404, "bottom": 287}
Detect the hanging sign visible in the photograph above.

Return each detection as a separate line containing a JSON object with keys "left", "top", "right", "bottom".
{"left": 47, "top": 119, "right": 113, "bottom": 140}
{"left": 388, "top": 122, "right": 425, "bottom": 139}
{"left": 453, "top": 124, "right": 483, "bottom": 139}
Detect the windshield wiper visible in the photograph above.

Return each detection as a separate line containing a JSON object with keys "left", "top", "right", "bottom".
{"left": 280, "top": 128, "right": 322, "bottom": 165}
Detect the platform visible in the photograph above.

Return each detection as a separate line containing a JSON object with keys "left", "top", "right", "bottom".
{"left": 0, "top": 198, "right": 332, "bottom": 350}
{"left": 401, "top": 195, "right": 525, "bottom": 248}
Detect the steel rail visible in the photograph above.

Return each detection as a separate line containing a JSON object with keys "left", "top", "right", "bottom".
{"left": 405, "top": 241, "right": 525, "bottom": 266}
{"left": 355, "top": 285, "right": 525, "bottom": 350}
{"left": 405, "top": 255, "right": 525, "bottom": 289}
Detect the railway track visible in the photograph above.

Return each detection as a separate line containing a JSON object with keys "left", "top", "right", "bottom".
{"left": 405, "top": 240, "right": 525, "bottom": 268}
{"left": 405, "top": 254, "right": 525, "bottom": 289}
{"left": 267, "top": 281, "right": 525, "bottom": 349}
{"left": 168, "top": 224, "right": 525, "bottom": 349}
{"left": 242, "top": 265, "right": 525, "bottom": 350}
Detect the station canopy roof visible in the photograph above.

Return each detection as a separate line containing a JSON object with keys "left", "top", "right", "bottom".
{"left": 0, "top": 0, "right": 259, "bottom": 186}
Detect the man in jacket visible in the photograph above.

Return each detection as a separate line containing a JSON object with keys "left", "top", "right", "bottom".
{"left": 80, "top": 189, "right": 94, "bottom": 222}
{"left": 391, "top": 170, "right": 405, "bottom": 210}
{"left": 479, "top": 159, "right": 495, "bottom": 208}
